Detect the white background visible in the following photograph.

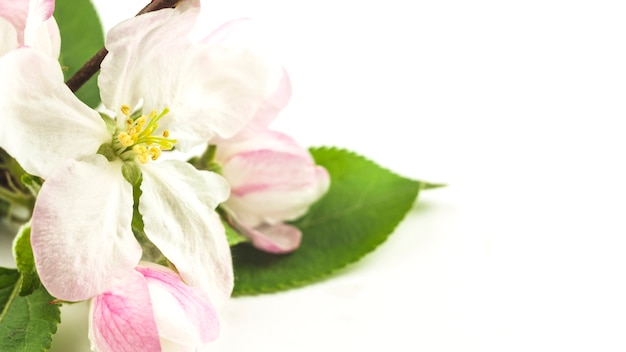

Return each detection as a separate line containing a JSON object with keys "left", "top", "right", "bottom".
{"left": 2, "top": 0, "right": 626, "bottom": 351}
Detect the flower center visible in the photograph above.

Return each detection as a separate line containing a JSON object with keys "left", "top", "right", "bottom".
{"left": 114, "top": 105, "right": 177, "bottom": 163}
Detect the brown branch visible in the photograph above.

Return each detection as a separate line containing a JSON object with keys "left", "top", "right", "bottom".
{"left": 65, "top": 0, "right": 180, "bottom": 93}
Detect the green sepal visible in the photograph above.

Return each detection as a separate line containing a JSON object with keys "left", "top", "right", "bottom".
{"left": 96, "top": 143, "right": 116, "bottom": 162}
{"left": 11, "top": 223, "right": 40, "bottom": 296}
{"left": 189, "top": 144, "right": 222, "bottom": 173}
{"left": 122, "top": 162, "right": 142, "bottom": 186}
{"left": 99, "top": 112, "right": 117, "bottom": 135}
{"left": 0, "top": 268, "right": 60, "bottom": 352}
{"left": 232, "top": 147, "right": 438, "bottom": 295}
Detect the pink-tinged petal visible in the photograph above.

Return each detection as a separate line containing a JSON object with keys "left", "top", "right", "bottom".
{"left": 0, "top": 0, "right": 29, "bottom": 45}
{"left": 138, "top": 160, "right": 234, "bottom": 305}
{"left": 233, "top": 220, "right": 302, "bottom": 254}
{"left": 0, "top": 17, "right": 18, "bottom": 56}
{"left": 25, "top": 14, "right": 60, "bottom": 57}
{"left": 24, "top": 0, "right": 57, "bottom": 51}
{"left": 216, "top": 129, "right": 310, "bottom": 161}
{"left": 42, "top": 16, "right": 60, "bottom": 57}
{"left": 222, "top": 149, "right": 330, "bottom": 227}
{"left": 31, "top": 155, "right": 141, "bottom": 301}
{"left": 27, "top": 0, "right": 54, "bottom": 22}
{"left": 216, "top": 68, "right": 292, "bottom": 143}
{"left": 0, "top": 48, "right": 109, "bottom": 178}
{"left": 89, "top": 270, "right": 162, "bottom": 352}
{"left": 0, "top": 0, "right": 58, "bottom": 56}
{"left": 100, "top": 7, "right": 268, "bottom": 150}
{"left": 249, "top": 67, "right": 292, "bottom": 129}
{"left": 137, "top": 264, "right": 219, "bottom": 344}
{"left": 200, "top": 17, "right": 252, "bottom": 44}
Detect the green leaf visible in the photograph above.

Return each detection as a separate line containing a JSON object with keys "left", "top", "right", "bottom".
{"left": 12, "top": 223, "right": 40, "bottom": 296}
{"left": 232, "top": 147, "right": 427, "bottom": 295}
{"left": 55, "top": 0, "right": 104, "bottom": 108}
{"left": 0, "top": 268, "right": 60, "bottom": 352}
{"left": 222, "top": 220, "right": 249, "bottom": 246}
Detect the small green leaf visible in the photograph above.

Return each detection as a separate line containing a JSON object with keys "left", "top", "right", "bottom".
{"left": 232, "top": 147, "right": 429, "bottom": 295}
{"left": 55, "top": 0, "right": 104, "bottom": 107}
{"left": 12, "top": 223, "right": 40, "bottom": 296}
{"left": 0, "top": 268, "right": 60, "bottom": 352}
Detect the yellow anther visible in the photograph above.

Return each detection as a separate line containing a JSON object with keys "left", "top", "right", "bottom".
{"left": 132, "top": 145, "right": 150, "bottom": 164}
{"left": 137, "top": 154, "right": 149, "bottom": 164}
{"left": 149, "top": 146, "right": 162, "bottom": 161}
{"left": 135, "top": 116, "right": 147, "bottom": 128}
{"left": 162, "top": 130, "right": 170, "bottom": 138}
{"left": 133, "top": 144, "right": 147, "bottom": 154}
{"left": 125, "top": 118, "right": 134, "bottom": 126}
{"left": 121, "top": 105, "right": 132, "bottom": 116}
{"left": 118, "top": 132, "right": 135, "bottom": 147}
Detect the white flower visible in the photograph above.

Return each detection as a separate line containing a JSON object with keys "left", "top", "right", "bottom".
{"left": 0, "top": 4, "right": 268, "bottom": 303}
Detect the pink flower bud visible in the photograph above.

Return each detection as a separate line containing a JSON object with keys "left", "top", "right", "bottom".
{"left": 89, "top": 263, "right": 219, "bottom": 352}
{"left": 216, "top": 129, "right": 330, "bottom": 253}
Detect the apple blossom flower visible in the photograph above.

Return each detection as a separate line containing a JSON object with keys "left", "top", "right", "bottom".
{"left": 214, "top": 71, "right": 330, "bottom": 253}
{"left": 89, "top": 263, "right": 219, "bottom": 352}
{"left": 0, "top": 0, "right": 60, "bottom": 57}
{"left": 0, "top": 4, "right": 267, "bottom": 303}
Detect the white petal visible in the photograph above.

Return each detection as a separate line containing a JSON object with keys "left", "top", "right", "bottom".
{"left": 100, "top": 7, "right": 268, "bottom": 150}
{"left": 0, "top": 17, "right": 18, "bottom": 56}
{"left": 139, "top": 160, "right": 233, "bottom": 304}
{"left": 157, "top": 45, "right": 269, "bottom": 150}
{"left": 0, "top": 48, "right": 109, "bottom": 178}
{"left": 31, "top": 155, "right": 140, "bottom": 301}
{"left": 99, "top": 8, "right": 191, "bottom": 115}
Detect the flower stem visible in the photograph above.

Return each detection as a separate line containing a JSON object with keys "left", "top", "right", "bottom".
{"left": 65, "top": 0, "right": 181, "bottom": 93}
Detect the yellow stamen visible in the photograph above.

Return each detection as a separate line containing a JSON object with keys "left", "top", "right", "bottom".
{"left": 115, "top": 105, "right": 177, "bottom": 163}
{"left": 149, "top": 146, "right": 162, "bottom": 160}
{"left": 118, "top": 132, "right": 135, "bottom": 147}
{"left": 121, "top": 105, "right": 132, "bottom": 116}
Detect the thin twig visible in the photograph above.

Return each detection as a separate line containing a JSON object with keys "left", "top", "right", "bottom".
{"left": 65, "top": 0, "right": 180, "bottom": 92}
